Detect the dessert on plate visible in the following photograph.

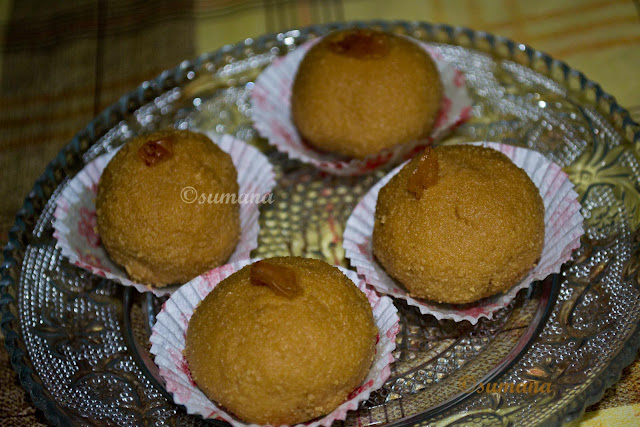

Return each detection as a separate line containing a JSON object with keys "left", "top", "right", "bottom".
{"left": 251, "top": 26, "right": 472, "bottom": 175}
{"left": 372, "top": 144, "right": 545, "bottom": 304}
{"left": 291, "top": 28, "right": 443, "bottom": 159}
{"left": 96, "top": 129, "right": 240, "bottom": 287}
{"left": 185, "top": 256, "right": 378, "bottom": 425}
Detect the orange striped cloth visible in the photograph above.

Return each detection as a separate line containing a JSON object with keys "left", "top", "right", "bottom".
{"left": 0, "top": 1, "right": 638, "bottom": 425}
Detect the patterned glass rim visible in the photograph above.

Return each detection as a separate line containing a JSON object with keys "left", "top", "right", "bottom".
{"left": 1, "top": 19, "right": 639, "bottom": 426}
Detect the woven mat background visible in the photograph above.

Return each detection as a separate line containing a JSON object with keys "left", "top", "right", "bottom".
{"left": 0, "top": 0, "right": 639, "bottom": 425}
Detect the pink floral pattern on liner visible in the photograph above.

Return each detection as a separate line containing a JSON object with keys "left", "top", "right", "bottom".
{"left": 149, "top": 259, "right": 399, "bottom": 427}
{"left": 52, "top": 132, "right": 276, "bottom": 297}
{"left": 251, "top": 38, "right": 473, "bottom": 176}
{"left": 343, "top": 142, "right": 585, "bottom": 324}
{"left": 77, "top": 207, "right": 100, "bottom": 248}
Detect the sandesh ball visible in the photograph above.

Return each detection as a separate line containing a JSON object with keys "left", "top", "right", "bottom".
{"left": 373, "top": 145, "right": 545, "bottom": 304}
{"left": 185, "top": 257, "right": 378, "bottom": 425}
{"left": 291, "top": 28, "right": 443, "bottom": 159}
{"left": 96, "top": 129, "right": 240, "bottom": 287}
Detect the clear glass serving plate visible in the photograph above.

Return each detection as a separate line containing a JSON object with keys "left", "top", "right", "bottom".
{"left": 1, "top": 20, "right": 639, "bottom": 426}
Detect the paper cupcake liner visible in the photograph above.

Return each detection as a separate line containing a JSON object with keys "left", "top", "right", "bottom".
{"left": 251, "top": 38, "right": 472, "bottom": 176}
{"left": 343, "top": 142, "right": 584, "bottom": 324}
{"left": 52, "top": 133, "right": 276, "bottom": 297}
{"left": 149, "top": 259, "right": 400, "bottom": 426}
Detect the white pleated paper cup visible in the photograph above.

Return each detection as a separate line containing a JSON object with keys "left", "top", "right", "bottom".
{"left": 149, "top": 259, "right": 400, "bottom": 426}
{"left": 251, "top": 38, "right": 472, "bottom": 176}
{"left": 52, "top": 133, "right": 276, "bottom": 297}
{"left": 343, "top": 142, "right": 584, "bottom": 324}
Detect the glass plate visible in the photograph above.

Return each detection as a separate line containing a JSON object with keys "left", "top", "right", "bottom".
{"left": 2, "top": 20, "right": 640, "bottom": 427}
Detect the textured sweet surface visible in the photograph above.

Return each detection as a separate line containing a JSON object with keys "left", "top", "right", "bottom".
{"left": 185, "top": 257, "right": 378, "bottom": 425}
{"left": 3, "top": 5, "right": 640, "bottom": 425}
{"left": 96, "top": 129, "right": 240, "bottom": 286}
{"left": 373, "top": 145, "right": 545, "bottom": 303}
{"left": 291, "top": 29, "right": 443, "bottom": 159}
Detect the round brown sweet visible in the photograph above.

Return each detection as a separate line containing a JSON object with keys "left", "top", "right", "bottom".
{"left": 291, "top": 29, "right": 443, "bottom": 159}
{"left": 372, "top": 145, "right": 545, "bottom": 304}
{"left": 96, "top": 129, "right": 239, "bottom": 287}
{"left": 185, "top": 257, "right": 378, "bottom": 425}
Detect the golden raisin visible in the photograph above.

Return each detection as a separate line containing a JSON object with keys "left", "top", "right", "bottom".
{"left": 407, "top": 146, "right": 439, "bottom": 199}
{"left": 138, "top": 138, "right": 173, "bottom": 166}
{"left": 250, "top": 260, "right": 301, "bottom": 298}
